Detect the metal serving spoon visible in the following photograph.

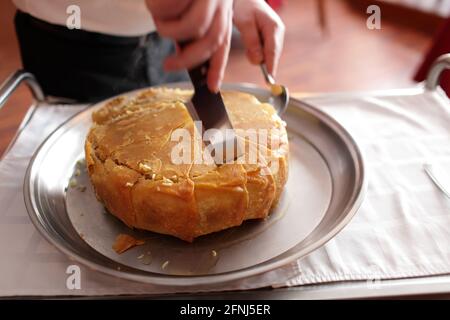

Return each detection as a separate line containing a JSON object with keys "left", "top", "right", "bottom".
{"left": 260, "top": 63, "right": 289, "bottom": 115}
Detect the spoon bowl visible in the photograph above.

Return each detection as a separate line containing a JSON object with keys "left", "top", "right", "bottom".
{"left": 260, "top": 63, "right": 289, "bottom": 115}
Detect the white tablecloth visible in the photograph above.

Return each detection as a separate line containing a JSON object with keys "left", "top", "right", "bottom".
{"left": 290, "top": 88, "right": 450, "bottom": 286}
{"left": 0, "top": 86, "right": 449, "bottom": 297}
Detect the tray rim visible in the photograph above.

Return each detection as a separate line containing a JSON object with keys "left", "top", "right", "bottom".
{"left": 23, "top": 82, "right": 367, "bottom": 287}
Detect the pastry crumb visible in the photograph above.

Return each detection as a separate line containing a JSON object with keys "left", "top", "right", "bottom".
{"left": 161, "top": 260, "right": 169, "bottom": 270}
{"left": 69, "top": 178, "right": 77, "bottom": 188}
{"left": 138, "top": 162, "right": 152, "bottom": 173}
{"left": 113, "top": 234, "right": 145, "bottom": 254}
{"left": 76, "top": 159, "right": 86, "bottom": 167}
{"left": 162, "top": 177, "right": 174, "bottom": 186}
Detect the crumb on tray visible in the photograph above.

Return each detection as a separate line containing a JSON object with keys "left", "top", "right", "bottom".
{"left": 113, "top": 234, "right": 145, "bottom": 254}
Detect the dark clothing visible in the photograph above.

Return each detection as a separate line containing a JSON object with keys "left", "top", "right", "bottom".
{"left": 14, "top": 10, "right": 188, "bottom": 103}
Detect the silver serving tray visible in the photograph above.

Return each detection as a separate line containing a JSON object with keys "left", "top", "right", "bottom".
{"left": 23, "top": 83, "right": 366, "bottom": 287}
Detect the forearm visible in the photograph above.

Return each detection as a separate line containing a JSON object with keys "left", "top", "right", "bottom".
{"left": 145, "top": 0, "right": 192, "bottom": 21}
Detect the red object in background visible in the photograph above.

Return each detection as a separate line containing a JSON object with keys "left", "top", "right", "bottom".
{"left": 267, "top": 0, "right": 284, "bottom": 11}
{"left": 414, "top": 18, "right": 450, "bottom": 95}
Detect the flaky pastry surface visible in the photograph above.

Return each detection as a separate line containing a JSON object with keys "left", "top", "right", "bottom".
{"left": 85, "top": 88, "right": 289, "bottom": 242}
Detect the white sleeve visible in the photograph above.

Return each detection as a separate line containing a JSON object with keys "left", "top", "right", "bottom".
{"left": 13, "top": 0, "right": 156, "bottom": 37}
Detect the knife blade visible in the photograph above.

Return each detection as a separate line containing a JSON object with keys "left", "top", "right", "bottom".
{"left": 184, "top": 60, "right": 243, "bottom": 164}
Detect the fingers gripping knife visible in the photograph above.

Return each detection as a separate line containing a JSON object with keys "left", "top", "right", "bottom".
{"left": 184, "top": 60, "right": 244, "bottom": 164}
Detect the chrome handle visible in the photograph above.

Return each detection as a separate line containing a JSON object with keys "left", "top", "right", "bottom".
{"left": 424, "top": 163, "right": 450, "bottom": 199}
{"left": 425, "top": 53, "right": 450, "bottom": 91}
{"left": 422, "top": 54, "right": 450, "bottom": 198}
{"left": 0, "top": 70, "right": 44, "bottom": 110}
{"left": 260, "top": 63, "right": 276, "bottom": 86}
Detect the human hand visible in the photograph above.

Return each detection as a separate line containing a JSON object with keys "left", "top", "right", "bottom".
{"left": 146, "top": 0, "right": 234, "bottom": 92}
{"left": 233, "top": 0, "right": 285, "bottom": 76}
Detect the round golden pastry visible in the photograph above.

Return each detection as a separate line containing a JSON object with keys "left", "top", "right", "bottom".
{"left": 85, "top": 88, "right": 289, "bottom": 242}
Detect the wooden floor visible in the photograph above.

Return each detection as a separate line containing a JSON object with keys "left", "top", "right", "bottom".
{"left": 0, "top": 0, "right": 435, "bottom": 155}
{"left": 226, "top": 0, "right": 433, "bottom": 91}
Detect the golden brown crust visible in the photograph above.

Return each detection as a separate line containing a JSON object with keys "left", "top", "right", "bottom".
{"left": 85, "top": 88, "right": 289, "bottom": 242}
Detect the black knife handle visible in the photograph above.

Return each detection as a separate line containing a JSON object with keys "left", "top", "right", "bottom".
{"left": 178, "top": 41, "right": 210, "bottom": 90}
{"left": 187, "top": 61, "right": 210, "bottom": 89}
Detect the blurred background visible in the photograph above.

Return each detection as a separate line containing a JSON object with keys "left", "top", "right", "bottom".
{"left": 0, "top": 0, "right": 449, "bottom": 154}
{"left": 225, "top": 0, "right": 449, "bottom": 91}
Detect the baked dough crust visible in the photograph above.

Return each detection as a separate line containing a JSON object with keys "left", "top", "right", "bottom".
{"left": 85, "top": 88, "right": 289, "bottom": 242}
